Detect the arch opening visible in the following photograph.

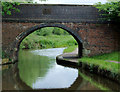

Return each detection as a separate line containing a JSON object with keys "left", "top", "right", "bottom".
{"left": 17, "top": 24, "right": 83, "bottom": 89}
{"left": 11, "top": 23, "right": 83, "bottom": 63}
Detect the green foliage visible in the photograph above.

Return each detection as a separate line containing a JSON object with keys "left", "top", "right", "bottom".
{"left": 34, "top": 27, "right": 69, "bottom": 36}
{"left": 90, "top": 51, "right": 120, "bottom": 61}
{"left": 94, "top": 1, "right": 120, "bottom": 22}
{"left": 0, "top": 47, "right": 1, "bottom": 58}
{"left": 1, "top": 51, "right": 9, "bottom": 59}
{"left": 2, "top": 2, "right": 20, "bottom": 16}
{"left": 79, "top": 51, "right": 120, "bottom": 73}
{"left": 20, "top": 27, "right": 77, "bottom": 53}
{"left": 20, "top": 34, "right": 77, "bottom": 50}
{"left": 79, "top": 72, "right": 110, "bottom": 90}
{"left": 18, "top": 50, "right": 54, "bottom": 87}
{"left": 107, "top": 0, "right": 120, "bottom": 2}
{"left": 63, "top": 45, "right": 77, "bottom": 53}
{"left": 35, "top": 27, "right": 54, "bottom": 36}
{"left": 52, "top": 27, "right": 69, "bottom": 35}
{"left": 1, "top": 0, "right": 47, "bottom": 16}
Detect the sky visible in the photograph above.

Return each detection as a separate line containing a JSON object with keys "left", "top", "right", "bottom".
{"left": 33, "top": 0, "right": 107, "bottom": 5}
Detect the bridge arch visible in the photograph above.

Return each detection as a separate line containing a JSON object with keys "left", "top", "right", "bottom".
{"left": 11, "top": 23, "right": 83, "bottom": 63}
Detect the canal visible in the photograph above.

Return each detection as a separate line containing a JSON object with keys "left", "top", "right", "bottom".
{"left": 2, "top": 48, "right": 120, "bottom": 91}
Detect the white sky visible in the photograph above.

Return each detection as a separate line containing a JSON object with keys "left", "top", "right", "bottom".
{"left": 33, "top": 0, "right": 107, "bottom": 5}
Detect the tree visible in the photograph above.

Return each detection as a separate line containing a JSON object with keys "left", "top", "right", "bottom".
{"left": 2, "top": 2, "right": 20, "bottom": 16}
{"left": 107, "top": 0, "right": 120, "bottom": 2}
{"left": 52, "top": 27, "right": 69, "bottom": 35}
{"left": 94, "top": 1, "right": 120, "bottom": 22}
{"left": 1, "top": 0, "right": 47, "bottom": 16}
{"left": 35, "top": 27, "right": 54, "bottom": 36}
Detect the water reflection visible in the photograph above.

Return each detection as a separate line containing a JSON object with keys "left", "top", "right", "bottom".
{"left": 78, "top": 69, "right": 120, "bottom": 91}
{"left": 2, "top": 48, "right": 120, "bottom": 91}
{"left": 18, "top": 48, "right": 78, "bottom": 89}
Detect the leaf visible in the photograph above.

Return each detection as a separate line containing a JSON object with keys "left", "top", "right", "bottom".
{"left": 15, "top": 8, "right": 20, "bottom": 12}
{"left": 95, "top": 1, "right": 120, "bottom": 22}
{"left": 118, "top": 13, "right": 120, "bottom": 17}
{"left": 7, "top": 11, "right": 11, "bottom": 15}
{"left": 2, "top": 12, "right": 4, "bottom": 16}
{"left": 2, "top": 2, "right": 20, "bottom": 16}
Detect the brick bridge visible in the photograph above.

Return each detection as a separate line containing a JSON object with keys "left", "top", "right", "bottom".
{"left": 2, "top": 4, "right": 120, "bottom": 63}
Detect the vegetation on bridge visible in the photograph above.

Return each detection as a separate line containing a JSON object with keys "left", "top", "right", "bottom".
{"left": 1, "top": 0, "right": 46, "bottom": 16}
{"left": 2, "top": 2, "right": 20, "bottom": 16}
{"left": 2, "top": 0, "right": 120, "bottom": 23}
{"left": 94, "top": 1, "right": 120, "bottom": 22}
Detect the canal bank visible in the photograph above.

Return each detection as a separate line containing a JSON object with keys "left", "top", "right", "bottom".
{"left": 1, "top": 48, "right": 120, "bottom": 91}
{"left": 2, "top": 48, "right": 102, "bottom": 91}
{"left": 56, "top": 48, "right": 120, "bottom": 84}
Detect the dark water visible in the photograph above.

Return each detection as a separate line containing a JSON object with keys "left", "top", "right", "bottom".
{"left": 2, "top": 48, "right": 120, "bottom": 91}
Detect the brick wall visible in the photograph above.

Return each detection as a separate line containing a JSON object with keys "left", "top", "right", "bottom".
{"left": 77, "top": 23, "right": 120, "bottom": 56}
{"left": 2, "top": 22, "right": 120, "bottom": 60}
{"left": 2, "top": 4, "right": 101, "bottom": 23}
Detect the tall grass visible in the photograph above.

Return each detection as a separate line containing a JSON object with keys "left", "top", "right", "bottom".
{"left": 63, "top": 45, "right": 78, "bottom": 53}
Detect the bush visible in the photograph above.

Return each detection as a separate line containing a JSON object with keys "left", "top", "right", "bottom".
{"left": 35, "top": 27, "right": 69, "bottom": 36}
{"left": 94, "top": 1, "right": 120, "bottom": 22}
{"left": 2, "top": 2, "right": 20, "bottom": 16}
{"left": 52, "top": 27, "right": 69, "bottom": 35}
{"left": 35, "top": 27, "right": 54, "bottom": 36}
{"left": 20, "top": 34, "right": 78, "bottom": 50}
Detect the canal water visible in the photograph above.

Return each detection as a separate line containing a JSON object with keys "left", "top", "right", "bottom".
{"left": 18, "top": 48, "right": 78, "bottom": 89}
{"left": 2, "top": 48, "right": 120, "bottom": 91}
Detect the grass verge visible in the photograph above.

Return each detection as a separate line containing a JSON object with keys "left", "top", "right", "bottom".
{"left": 63, "top": 45, "right": 78, "bottom": 53}
{"left": 20, "top": 34, "right": 78, "bottom": 53}
{"left": 79, "top": 51, "right": 120, "bottom": 74}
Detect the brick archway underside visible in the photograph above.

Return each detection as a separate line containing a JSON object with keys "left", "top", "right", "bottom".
{"left": 10, "top": 23, "right": 83, "bottom": 63}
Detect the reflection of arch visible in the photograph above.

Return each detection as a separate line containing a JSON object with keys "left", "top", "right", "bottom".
{"left": 11, "top": 63, "right": 83, "bottom": 91}
{"left": 68, "top": 75, "right": 83, "bottom": 90}
{"left": 11, "top": 23, "right": 83, "bottom": 63}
